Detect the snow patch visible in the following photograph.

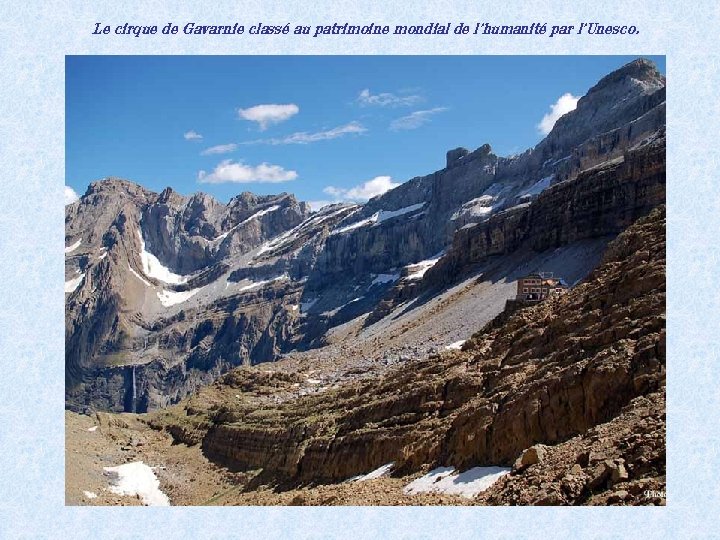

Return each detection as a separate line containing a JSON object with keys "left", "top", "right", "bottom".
{"left": 157, "top": 288, "right": 201, "bottom": 307}
{"left": 103, "top": 461, "right": 170, "bottom": 506}
{"left": 405, "top": 252, "right": 444, "bottom": 280}
{"left": 451, "top": 184, "right": 509, "bottom": 221}
{"left": 87, "top": 426, "right": 98, "bottom": 432}
{"left": 331, "top": 203, "right": 426, "bottom": 235}
{"left": 312, "top": 205, "right": 359, "bottom": 225}
{"left": 138, "top": 230, "right": 189, "bottom": 284}
{"left": 213, "top": 230, "right": 232, "bottom": 243}
{"left": 300, "top": 298, "right": 318, "bottom": 313}
{"left": 518, "top": 175, "right": 554, "bottom": 199}
{"left": 256, "top": 205, "right": 356, "bottom": 256}
{"left": 371, "top": 273, "right": 400, "bottom": 286}
{"left": 128, "top": 265, "right": 152, "bottom": 287}
{"left": 230, "top": 275, "right": 288, "bottom": 292}
{"left": 445, "top": 340, "right": 466, "bottom": 351}
{"left": 65, "top": 273, "right": 85, "bottom": 293}
{"left": 214, "top": 205, "right": 281, "bottom": 242}
{"left": 256, "top": 230, "right": 295, "bottom": 256}
{"left": 65, "top": 239, "right": 81, "bottom": 254}
{"left": 97, "top": 252, "right": 108, "bottom": 261}
{"left": 504, "top": 202, "right": 532, "bottom": 213}
{"left": 451, "top": 196, "right": 496, "bottom": 220}
{"left": 546, "top": 155, "right": 571, "bottom": 167}
{"left": 331, "top": 215, "right": 377, "bottom": 235}
{"left": 347, "top": 462, "right": 395, "bottom": 482}
{"left": 375, "top": 202, "right": 426, "bottom": 225}
{"left": 334, "top": 297, "right": 364, "bottom": 312}
{"left": 403, "top": 466, "right": 510, "bottom": 498}
{"left": 83, "top": 491, "right": 98, "bottom": 499}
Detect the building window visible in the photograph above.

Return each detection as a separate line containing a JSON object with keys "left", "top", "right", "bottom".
{"left": 523, "top": 288, "right": 528, "bottom": 293}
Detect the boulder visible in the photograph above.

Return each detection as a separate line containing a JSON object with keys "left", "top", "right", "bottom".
{"left": 515, "top": 444, "right": 548, "bottom": 469}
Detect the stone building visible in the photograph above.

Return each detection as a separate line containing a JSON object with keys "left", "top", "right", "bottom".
{"left": 515, "top": 272, "right": 568, "bottom": 302}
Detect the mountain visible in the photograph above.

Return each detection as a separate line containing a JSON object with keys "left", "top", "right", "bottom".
{"left": 65, "top": 58, "right": 666, "bottom": 416}
{"left": 66, "top": 203, "right": 666, "bottom": 505}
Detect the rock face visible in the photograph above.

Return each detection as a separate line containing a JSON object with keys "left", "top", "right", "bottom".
{"left": 141, "top": 189, "right": 311, "bottom": 274}
{"left": 427, "top": 131, "right": 666, "bottom": 286}
{"left": 65, "top": 183, "right": 328, "bottom": 412}
{"left": 151, "top": 205, "right": 666, "bottom": 499}
{"left": 66, "top": 58, "right": 666, "bottom": 414}
{"left": 310, "top": 59, "right": 665, "bottom": 283}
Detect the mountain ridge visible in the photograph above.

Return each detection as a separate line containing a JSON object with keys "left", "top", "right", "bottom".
{"left": 66, "top": 58, "right": 666, "bottom": 414}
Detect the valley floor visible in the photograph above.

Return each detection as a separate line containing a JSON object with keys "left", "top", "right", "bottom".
{"left": 66, "top": 385, "right": 666, "bottom": 507}
{"left": 65, "top": 410, "right": 476, "bottom": 506}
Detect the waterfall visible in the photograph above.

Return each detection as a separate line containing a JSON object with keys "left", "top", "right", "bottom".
{"left": 131, "top": 365, "right": 137, "bottom": 413}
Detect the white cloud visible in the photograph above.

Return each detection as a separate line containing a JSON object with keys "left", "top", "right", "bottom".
{"left": 200, "top": 143, "right": 237, "bottom": 156}
{"left": 357, "top": 89, "right": 422, "bottom": 107}
{"left": 389, "top": 108, "right": 448, "bottom": 131}
{"left": 65, "top": 186, "right": 79, "bottom": 205}
{"left": 184, "top": 130, "right": 203, "bottom": 141}
{"left": 238, "top": 103, "right": 299, "bottom": 130}
{"left": 537, "top": 93, "right": 580, "bottom": 135}
{"left": 242, "top": 122, "right": 366, "bottom": 145}
{"left": 323, "top": 175, "right": 399, "bottom": 202}
{"left": 197, "top": 160, "right": 297, "bottom": 184}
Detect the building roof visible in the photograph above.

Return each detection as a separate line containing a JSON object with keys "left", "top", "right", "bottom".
{"left": 519, "top": 273, "right": 568, "bottom": 287}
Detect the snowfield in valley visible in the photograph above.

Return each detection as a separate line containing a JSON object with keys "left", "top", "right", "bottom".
{"left": 347, "top": 463, "right": 395, "bottom": 482}
{"left": 157, "top": 288, "right": 201, "bottom": 307}
{"left": 103, "top": 461, "right": 170, "bottom": 506}
{"left": 403, "top": 466, "right": 510, "bottom": 498}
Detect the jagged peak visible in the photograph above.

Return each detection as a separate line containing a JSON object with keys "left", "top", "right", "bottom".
{"left": 88, "top": 176, "right": 143, "bottom": 191}
{"left": 186, "top": 191, "right": 220, "bottom": 205}
{"left": 85, "top": 177, "right": 153, "bottom": 201}
{"left": 228, "top": 191, "right": 258, "bottom": 208}
{"left": 228, "top": 191, "right": 300, "bottom": 210}
{"left": 586, "top": 58, "right": 665, "bottom": 98}
{"left": 447, "top": 147, "right": 470, "bottom": 167}
{"left": 537, "top": 58, "right": 665, "bottom": 154}
{"left": 446, "top": 143, "right": 495, "bottom": 169}
{"left": 156, "top": 186, "right": 183, "bottom": 205}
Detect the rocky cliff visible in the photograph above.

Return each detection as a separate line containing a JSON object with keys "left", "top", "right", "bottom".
{"left": 65, "top": 183, "right": 328, "bottom": 411}
{"left": 427, "top": 130, "right": 666, "bottom": 285}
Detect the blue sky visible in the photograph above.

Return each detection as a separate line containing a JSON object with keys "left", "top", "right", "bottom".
{"left": 66, "top": 55, "right": 665, "bottom": 207}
